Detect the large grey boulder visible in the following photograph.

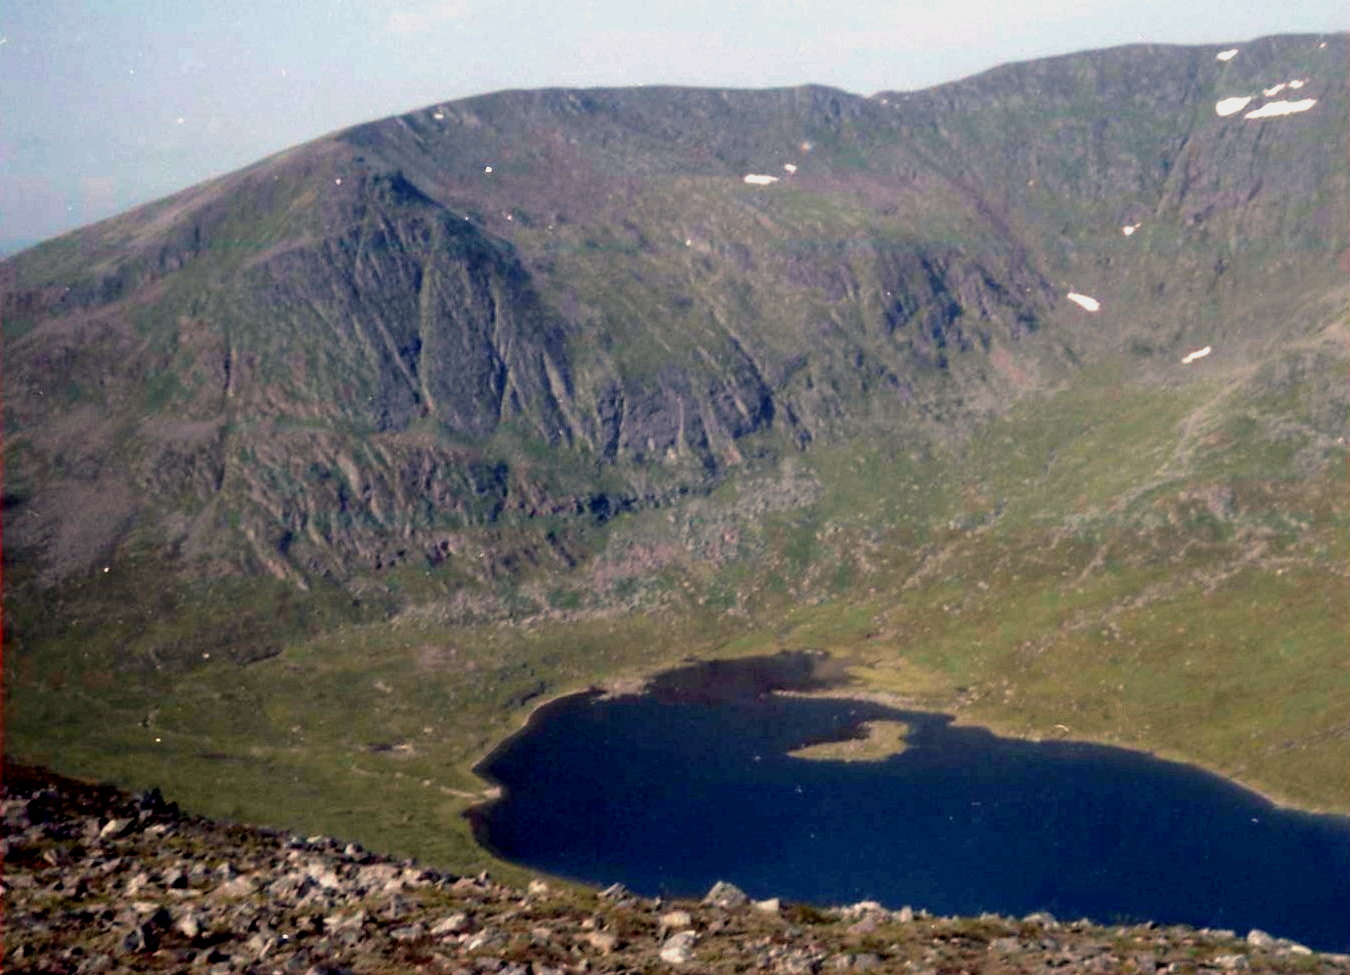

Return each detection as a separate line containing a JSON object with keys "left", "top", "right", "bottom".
{"left": 660, "top": 930, "right": 698, "bottom": 964}
{"left": 703, "top": 880, "right": 748, "bottom": 909}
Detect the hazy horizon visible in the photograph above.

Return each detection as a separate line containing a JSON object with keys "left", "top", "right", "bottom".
{"left": 2, "top": 0, "right": 1346, "bottom": 255}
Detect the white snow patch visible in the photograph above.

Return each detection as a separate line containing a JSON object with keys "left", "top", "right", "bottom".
{"left": 1181, "top": 346, "right": 1212, "bottom": 364}
{"left": 800, "top": 141, "right": 814, "bottom": 152}
{"left": 334, "top": 178, "right": 342, "bottom": 186}
{"left": 743, "top": 174, "right": 779, "bottom": 185}
{"left": 1215, "top": 96, "right": 1253, "bottom": 117}
{"left": 1287, "top": 79, "right": 1307, "bottom": 89}
{"left": 1122, "top": 224, "right": 1140, "bottom": 236}
{"left": 1263, "top": 82, "right": 1287, "bottom": 97}
{"left": 1066, "top": 293, "right": 1101, "bottom": 312}
{"left": 1215, "top": 48, "right": 1239, "bottom": 61}
{"left": 1244, "top": 98, "right": 1317, "bottom": 119}
{"left": 783, "top": 163, "right": 797, "bottom": 174}
{"left": 1319, "top": 41, "right": 1328, "bottom": 49}
{"left": 483, "top": 165, "right": 493, "bottom": 174}
{"left": 433, "top": 111, "right": 445, "bottom": 120}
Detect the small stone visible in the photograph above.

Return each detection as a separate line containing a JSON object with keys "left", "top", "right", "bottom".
{"left": 304, "top": 861, "right": 342, "bottom": 889}
{"left": 464, "top": 927, "right": 503, "bottom": 951}
{"left": 703, "top": 880, "right": 748, "bottom": 909}
{"left": 754, "top": 898, "right": 781, "bottom": 914}
{"left": 163, "top": 867, "right": 189, "bottom": 889}
{"left": 829, "top": 953, "right": 881, "bottom": 971}
{"left": 430, "top": 912, "right": 471, "bottom": 936}
{"left": 777, "top": 951, "right": 817, "bottom": 975}
{"left": 390, "top": 923, "right": 425, "bottom": 941}
{"left": 1245, "top": 929, "right": 1274, "bottom": 948}
{"left": 1283, "top": 943, "right": 1312, "bottom": 956}
{"left": 176, "top": 911, "right": 203, "bottom": 941}
{"left": 121, "top": 923, "right": 159, "bottom": 953}
{"left": 586, "top": 931, "right": 618, "bottom": 953}
{"left": 846, "top": 915, "right": 878, "bottom": 935}
{"left": 212, "top": 875, "right": 256, "bottom": 898}
{"left": 896, "top": 906, "right": 914, "bottom": 923}
{"left": 245, "top": 932, "right": 278, "bottom": 959}
{"left": 99, "top": 817, "right": 133, "bottom": 839}
{"left": 659, "top": 931, "right": 697, "bottom": 964}
{"left": 1212, "top": 954, "right": 1250, "bottom": 970}
{"left": 597, "top": 882, "right": 630, "bottom": 900}
{"left": 357, "top": 863, "right": 400, "bottom": 890}
{"left": 845, "top": 901, "right": 885, "bottom": 917}
{"left": 202, "top": 946, "right": 231, "bottom": 965}
{"left": 527, "top": 879, "right": 550, "bottom": 896}
{"left": 399, "top": 866, "right": 433, "bottom": 889}
{"left": 659, "top": 910, "right": 693, "bottom": 932}
{"left": 325, "top": 909, "right": 367, "bottom": 932}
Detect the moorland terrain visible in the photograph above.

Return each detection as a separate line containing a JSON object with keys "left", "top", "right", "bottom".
{"left": 3, "top": 32, "right": 1348, "bottom": 883}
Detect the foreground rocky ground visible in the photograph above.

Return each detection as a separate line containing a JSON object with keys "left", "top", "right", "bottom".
{"left": 4, "top": 763, "right": 1346, "bottom": 974}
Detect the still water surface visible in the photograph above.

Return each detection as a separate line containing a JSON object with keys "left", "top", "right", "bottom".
{"left": 473, "top": 653, "right": 1350, "bottom": 951}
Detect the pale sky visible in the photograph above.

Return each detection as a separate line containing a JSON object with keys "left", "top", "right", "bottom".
{"left": 2, "top": 0, "right": 1346, "bottom": 254}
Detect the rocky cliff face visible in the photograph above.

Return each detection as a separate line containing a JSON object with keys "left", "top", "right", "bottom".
{"left": 4, "top": 35, "right": 1344, "bottom": 597}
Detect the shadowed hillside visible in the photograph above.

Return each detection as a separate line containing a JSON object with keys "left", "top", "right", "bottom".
{"left": 3, "top": 34, "right": 1347, "bottom": 876}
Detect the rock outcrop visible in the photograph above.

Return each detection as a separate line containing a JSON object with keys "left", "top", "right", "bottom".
{"left": 5, "top": 764, "right": 1346, "bottom": 974}
{"left": 4, "top": 35, "right": 1344, "bottom": 594}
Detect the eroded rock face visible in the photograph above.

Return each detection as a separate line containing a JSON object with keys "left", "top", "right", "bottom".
{"left": 6, "top": 36, "right": 1343, "bottom": 593}
{"left": 5, "top": 764, "right": 1346, "bottom": 975}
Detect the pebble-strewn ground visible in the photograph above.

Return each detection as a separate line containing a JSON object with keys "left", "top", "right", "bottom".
{"left": 4, "top": 763, "right": 1347, "bottom": 974}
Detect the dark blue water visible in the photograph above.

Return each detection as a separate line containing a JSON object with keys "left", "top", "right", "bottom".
{"left": 472, "top": 653, "right": 1350, "bottom": 952}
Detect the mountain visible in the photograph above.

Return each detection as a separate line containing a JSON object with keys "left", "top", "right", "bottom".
{"left": 3, "top": 35, "right": 1347, "bottom": 871}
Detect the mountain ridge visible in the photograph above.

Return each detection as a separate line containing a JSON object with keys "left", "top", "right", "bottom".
{"left": 3, "top": 33, "right": 1347, "bottom": 875}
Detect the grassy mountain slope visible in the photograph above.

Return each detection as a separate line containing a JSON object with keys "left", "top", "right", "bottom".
{"left": 3, "top": 34, "right": 1347, "bottom": 873}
